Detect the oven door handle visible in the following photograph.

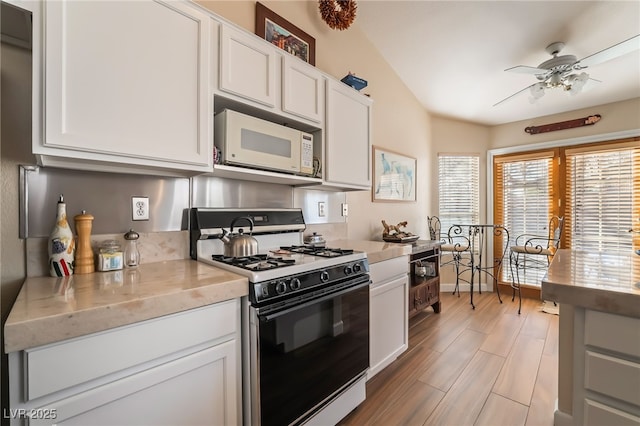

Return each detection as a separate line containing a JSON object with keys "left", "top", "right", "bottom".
{"left": 259, "top": 278, "right": 371, "bottom": 322}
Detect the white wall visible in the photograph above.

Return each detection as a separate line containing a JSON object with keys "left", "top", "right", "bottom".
{"left": 490, "top": 97, "right": 640, "bottom": 149}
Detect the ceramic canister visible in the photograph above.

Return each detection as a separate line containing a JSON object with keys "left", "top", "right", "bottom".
{"left": 48, "top": 195, "right": 75, "bottom": 277}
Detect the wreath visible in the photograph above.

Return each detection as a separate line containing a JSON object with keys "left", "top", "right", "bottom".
{"left": 318, "top": 0, "right": 357, "bottom": 31}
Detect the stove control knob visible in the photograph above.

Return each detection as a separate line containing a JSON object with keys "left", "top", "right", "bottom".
{"left": 275, "top": 281, "right": 287, "bottom": 295}
{"left": 353, "top": 262, "right": 362, "bottom": 273}
{"left": 320, "top": 271, "right": 330, "bottom": 282}
{"left": 289, "top": 278, "right": 301, "bottom": 290}
{"left": 344, "top": 265, "right": 353, "bottom": 275}
{"left": 261, "top": 286, "right": 270, "bottom": 298}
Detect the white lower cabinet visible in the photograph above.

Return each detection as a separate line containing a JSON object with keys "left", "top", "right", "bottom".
{"left": 8, "top": 300, "right": 241, "bottom": 426}
{"left": 368, "top": 256, "right": 409, "bottom": 379}
{"left": 574, "top": 309, "right": 640, "bottom": 425}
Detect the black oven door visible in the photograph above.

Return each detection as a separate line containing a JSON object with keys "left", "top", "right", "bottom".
{"left": 251, "top": 277, "right": 370, "bottom": 426}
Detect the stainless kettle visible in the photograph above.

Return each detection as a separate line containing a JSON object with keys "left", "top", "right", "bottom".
{"left": 220, "top": 216, "right": 259, "bottom": 257}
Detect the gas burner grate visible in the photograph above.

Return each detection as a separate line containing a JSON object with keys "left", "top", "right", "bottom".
{"left": 280, "top": 246, "right": 354, "bottom": 257}
{"left": 211, "top": 254, "right": 297, "bottom": 271}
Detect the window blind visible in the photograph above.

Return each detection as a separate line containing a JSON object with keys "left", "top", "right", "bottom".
{"left": 438, "top": 155, "right": 479, "bottom": 233}
{"left": 494, "top": 152, "right": 554, "bottom": 285}
{"left": 566, "top": 143, "right": 638, "bottom": 254}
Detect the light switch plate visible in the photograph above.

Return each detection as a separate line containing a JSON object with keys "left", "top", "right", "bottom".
{"left": 318, "top": 202, "right": 326, "bottom": 217}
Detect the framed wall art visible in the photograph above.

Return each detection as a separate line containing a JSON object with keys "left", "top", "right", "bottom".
{"left": 255, "top": 2, "right": 316, "bottom": 65}
{"left": 372, "top": 146, "right": 417, "bottom": 202}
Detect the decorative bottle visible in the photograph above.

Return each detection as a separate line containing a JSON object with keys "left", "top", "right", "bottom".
{"left": 48, "top": 195, "right": 75, "bottom": 277}
{"left": 123, "top": 229, "right": 141, "bottom": 268}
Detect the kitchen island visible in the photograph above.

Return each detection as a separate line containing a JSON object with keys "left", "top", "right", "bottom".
{"left": 541, "top": 249, "right": 640, "bottom": 426}
{"left": 4, "top": 259, "right": 247, "bottom": 425}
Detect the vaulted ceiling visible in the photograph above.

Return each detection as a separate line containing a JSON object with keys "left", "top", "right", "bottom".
{"left": 355, "top": 1, "right": 640, "bottom": 126}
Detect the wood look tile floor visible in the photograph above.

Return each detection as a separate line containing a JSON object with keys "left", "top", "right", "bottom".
{"left": 339, "top": 291, "right": 559, "bottom": 426}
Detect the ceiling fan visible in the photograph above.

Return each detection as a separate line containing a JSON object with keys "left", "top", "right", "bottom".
{"left": 493, "top": 34, "right": 640, "bottom": 107}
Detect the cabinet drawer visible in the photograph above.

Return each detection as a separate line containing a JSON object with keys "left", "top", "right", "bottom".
{"left": 585, "top": 350, "right": 640, "bottom": 406}
{"left": 369, "top": 256, "right": 408, "bottom": 284}
{"left": 25, "top": 300, "right": 238, "bottom": 400}
{"left": 584, "top": 399, "right": 640, "bottom": 426}
{"left": 585, "top": 310, "right": 640, "bottom": 357}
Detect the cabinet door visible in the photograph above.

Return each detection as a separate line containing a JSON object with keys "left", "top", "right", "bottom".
{"left": 282, "top": 55, "right": 324, "bottom": 123}
{"left": 219, "top": 24, "right": 277, "bottom": 107}
{"left": 369, "top": 274, "right": 408, "bottom": 379}
{"left": 325, "top": 80, "right": 372, "bottom": 188}
{"left": 40, "top": 0, "right": 212, "bottom": 170}
{"left": 30, "top": 341, "right": 239, "bottom": 426}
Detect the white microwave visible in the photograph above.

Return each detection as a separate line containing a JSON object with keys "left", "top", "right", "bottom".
{"left": 214, "top": 110, "right": 314, "bottom": 176}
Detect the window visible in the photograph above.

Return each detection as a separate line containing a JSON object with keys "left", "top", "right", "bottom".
{"left": 493, "top": 138, "right": 639, "bottom": 287}
{"left": 566, "top": 142, "right": 638, "bottom": 254}
{"left": 438, "top": 154, "right": 479, "bottom": 233}
{"left": 494, "top": 151, "right": 555, "bottom": 285}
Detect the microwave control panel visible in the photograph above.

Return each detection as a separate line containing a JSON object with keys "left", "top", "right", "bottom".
{"left": 300, "top": 134, "right": 314, "bottom": 175}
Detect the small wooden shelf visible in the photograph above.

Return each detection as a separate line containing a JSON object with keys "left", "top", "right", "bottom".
{"left": 408, "top": 247, "right": 441, "bottom": 317}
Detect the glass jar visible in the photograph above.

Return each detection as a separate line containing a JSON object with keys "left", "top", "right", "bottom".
{"left": 124, "top": 229, "right": 141, "bottom": 268}
{"left": 98, "top": 240, "right": 123, "bottom": 271}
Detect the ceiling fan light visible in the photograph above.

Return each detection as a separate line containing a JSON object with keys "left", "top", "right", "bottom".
{"left": 568, "top": 72, "right": 590, "bottom": 94}
{"left": 549, "top": 73, "right": 562, "bottom": 87}
{"left": 530, "top": 82, "right": 546, "bottom": 98}
{"left": 529, "top": 82, "right": 546, "bottom": 103}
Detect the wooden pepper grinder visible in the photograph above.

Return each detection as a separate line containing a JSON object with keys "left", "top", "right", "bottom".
{"left": 74, "top": 210, "right": 95, "bottom": 274}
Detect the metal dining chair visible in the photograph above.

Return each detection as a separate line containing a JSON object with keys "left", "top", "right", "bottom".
{"left": 428, "top": 216, "right": 471, "bottom": 297}
{"left": 509, "top": 216, "right": 564, "bottom": 314}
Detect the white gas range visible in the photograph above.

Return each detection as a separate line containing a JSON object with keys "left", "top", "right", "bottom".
{"left": 190, "top": 208, "right": 370, "bottom": 426}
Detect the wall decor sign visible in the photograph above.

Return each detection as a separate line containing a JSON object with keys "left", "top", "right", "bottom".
{"left": 524, "top": 114, "right": 601, "bottom": 134}
{"left": 255, "top": 2, "right": 316, "bottom": 65}
{"left": 372, "top": 146, "right": 416, "bottom": 202}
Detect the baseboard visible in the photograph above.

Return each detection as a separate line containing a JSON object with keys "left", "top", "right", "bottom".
{"left": 554, "top": 399, "right": 573, "bottom": 426}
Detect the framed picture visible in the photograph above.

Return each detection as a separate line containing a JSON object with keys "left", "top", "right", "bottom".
{"left": 255, "top": 2, "right": 316, "bottom": 66}
{"left": 372, "top": 146, "right": 417, "bottom": 202}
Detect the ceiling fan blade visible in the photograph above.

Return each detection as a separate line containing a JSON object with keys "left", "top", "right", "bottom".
{"left": 505, "top": 65, "right": 549, "bottom": 75}
{"left": 493, "top": 83, "right": 537, "bottom": 107}
{"left": 577, "top": 34, "right": 640, "bottom": 68}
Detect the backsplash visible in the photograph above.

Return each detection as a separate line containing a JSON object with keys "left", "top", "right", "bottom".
{"left": 27, "top": 231, "right": 189, "bottom": 277}
{"left": 22, "top": 166, "right": 348, "bottom": 276}
{"left": 20, "top": 165, "right": 189, "bottom": 237}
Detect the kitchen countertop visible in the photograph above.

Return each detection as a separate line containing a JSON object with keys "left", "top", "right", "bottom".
{"left": 327, "top": 239, "right": 424, "bottom": 263}
{"left": 4, "top": 259, "right": 248, "bottom": 353}
{"left": 541, "top": 249, "right": 640, "bottom": 318}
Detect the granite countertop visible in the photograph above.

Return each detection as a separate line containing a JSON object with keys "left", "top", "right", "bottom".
{"left": 4, "top": 259, "right": 248, "bottom": 353}
{"left": 327, "top": 239, "right": 419, "bottom": 263}
{"left": 541, "top": 249, "right": 640, "bottom": 318}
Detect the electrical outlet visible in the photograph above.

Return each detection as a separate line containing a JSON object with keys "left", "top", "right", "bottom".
{"left": 132, "top": 197, "right": 149, "bottom": 221}
{"left": 318, "top": 201, "right": 326, "bottom": 217}
{"left": 341, "top": 203, "right": 348, "bottom": 217}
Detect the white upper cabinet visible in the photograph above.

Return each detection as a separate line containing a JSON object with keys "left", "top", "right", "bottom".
{"left": 324, "top": 80, "right": 372, "bottom": 189}
{"left": 218, "top": 24, "right": 277, "bottom": 108}
{"left": 282, "top": 55, "right": 324, "bottom": 124}
{"left": 216, "top": 23, "right": 325, "bottom": 128}
{"left": 35, "top": 0, "right": 213, "bottom": 175}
